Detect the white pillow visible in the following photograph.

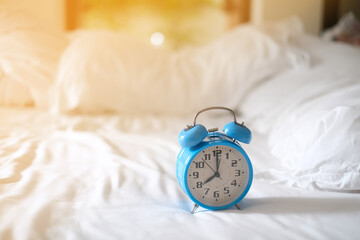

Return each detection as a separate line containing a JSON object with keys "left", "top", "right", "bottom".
{"left": 243, "top": 36, "right": 360, "bottom": 191}
{"left": 0, "top": 7, "right": 68, "bottom": 107}
{"left": 52, "top": 18, "right": 306, "bottom": 115}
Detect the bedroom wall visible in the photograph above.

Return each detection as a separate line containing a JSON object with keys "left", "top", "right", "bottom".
{"left": 251, "top": 0, "right": 324, "bottom": 35}
{"left": 324, "top": 0, "right": 360, "bottom": 29}
{"left": 3, "top": 0, "right": 358, "bottom": 36}
{"left": 1, "top": 0, "right": 326, "bottom": 35}
{"left": 0, "top": 0, "right": 65, "bottom": 30}
{"left": 339, "top": 0, "right": 360, "bottom": 18}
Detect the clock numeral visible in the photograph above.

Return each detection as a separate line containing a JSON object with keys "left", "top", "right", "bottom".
{"left": 231, "top": 160, "right": 237, "bottom": 167}
{"left": 213, "top": 150, "right": 222, "bottom": 157}
{"left": 226, "top": 153, "right": 229, "bottom": 159}
{"left": 235, "top": 170, "right": 241, "bottom": 176}
{"left": 195, "top": 162, "right": 204, "bottom": 168}
{"left": 196, "top": 182, "right": 203, "bottom": 188}
{"left": 224, "top": 187, "right": 230, "bottom": 194}
{"left": 231, "top": 180, "right": 237, "bottom": 186}
{"left": 205, "top": 188, "right": 210, "bottom": 195}
{"left": 213, "top": 191, "right": 219, "bottom": 198}
{"left": 204, "top": 153, "right": 211, "bottom": 160}
{"left": 193, "top": 172, "right": 199, "bottom": 179}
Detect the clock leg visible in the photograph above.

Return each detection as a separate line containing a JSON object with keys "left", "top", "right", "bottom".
{"left": 191, "top": 203, "right": 199, "bottom": 214}
{"left": 235, "top": 204, "right": 241, "bottom": 210}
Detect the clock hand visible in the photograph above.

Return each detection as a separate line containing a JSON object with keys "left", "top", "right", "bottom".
{"left": 215, "top": 154, "right": 222, "bottom": 179}
{"left": 203, "top": 174, "right": 216, "bottom": 185}
{"left": 201, "top": 158, "right": 216, "bottom": 174}
{"left": 200, "top": 158, "right": 222, "bottom": 180}
{"left": 204, "top": 171, "right": 221, "bottom": 185}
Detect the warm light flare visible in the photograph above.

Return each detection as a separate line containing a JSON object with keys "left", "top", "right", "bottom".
{"left": 66, "top": 0, "right": 233, "bottom": 49}
{"left": 150, "top": 32, "right": 165, "bottom": 46}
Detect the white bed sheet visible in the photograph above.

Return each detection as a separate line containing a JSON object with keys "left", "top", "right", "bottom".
{"left": 241, "top": 35, "right": 360, "bottom": 192}
{"left": 1, "top": 108, "right": 359, "bottom": 240}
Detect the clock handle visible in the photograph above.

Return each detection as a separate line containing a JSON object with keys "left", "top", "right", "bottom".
{"left": 184, "top": 106, "right": 251, "bottom": 144}
{"left": 192, "top": 106, "right": 238, "bottom": 127}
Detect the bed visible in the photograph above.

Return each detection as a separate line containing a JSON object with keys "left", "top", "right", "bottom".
{"left": 1, "top": 7, "right": 360, "bottom": 240}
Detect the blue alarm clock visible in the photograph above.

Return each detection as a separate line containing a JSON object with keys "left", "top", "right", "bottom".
{"left": 176, "top": 106, "right": 253, "bottom": 213}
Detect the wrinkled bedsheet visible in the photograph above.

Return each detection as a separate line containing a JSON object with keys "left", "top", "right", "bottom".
{"left": 1, "top": 108, "right": 359, "bottom": 240}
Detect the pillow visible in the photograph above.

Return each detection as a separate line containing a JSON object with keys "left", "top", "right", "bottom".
{"left": 242, "top": 35, "right": 360, "bottom": 191}
{"left": 0, "top": 7, "right": 68, "bottom": 107}
{"left": 51, "top": 18, "right": 307, "bottom": 115}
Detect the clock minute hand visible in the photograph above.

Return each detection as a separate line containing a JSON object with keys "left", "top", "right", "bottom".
{"left": 215, "top": 153, "right": 222, "bottom": 179}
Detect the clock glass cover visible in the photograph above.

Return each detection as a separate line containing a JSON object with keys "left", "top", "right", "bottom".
{"left": 186, "top": 145, "right": 250, "bottom": 207}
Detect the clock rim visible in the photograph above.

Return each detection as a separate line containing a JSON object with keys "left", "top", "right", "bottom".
{"left": 182, "top": 140, "right": 253, "bottom": 211}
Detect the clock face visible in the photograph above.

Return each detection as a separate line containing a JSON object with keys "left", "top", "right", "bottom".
{"left": 186, "top": 145, "right": 250, "bottom": 207}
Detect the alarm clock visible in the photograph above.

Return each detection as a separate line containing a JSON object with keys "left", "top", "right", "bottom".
{"left": 176, "top": 106, "right": 253, "bottom": 213}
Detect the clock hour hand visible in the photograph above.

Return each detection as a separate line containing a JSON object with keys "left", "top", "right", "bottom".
{"left": 203, "top": 174, "right": 216, "bottom": 185}
{"left": 203, "top": 171, "right": 221, "bottom": 185}
{"left": 200, "top": 158, "right": 222, "bottom": 181}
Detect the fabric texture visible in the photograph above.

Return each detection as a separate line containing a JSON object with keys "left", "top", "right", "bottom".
{"left": 0, "top": 108, "right": 359, "bottom": 240}
{"left": 242, "top": 35, "right": 360, "bottom": 191}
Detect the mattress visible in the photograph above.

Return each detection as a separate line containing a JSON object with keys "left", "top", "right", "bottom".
{"left": 0, "top": 108, "right": 359, "bottom": 240}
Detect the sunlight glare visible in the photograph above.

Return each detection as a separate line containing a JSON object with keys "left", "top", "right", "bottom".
{"left": 150, "top": 32, "right": 165, "bottom": 46}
